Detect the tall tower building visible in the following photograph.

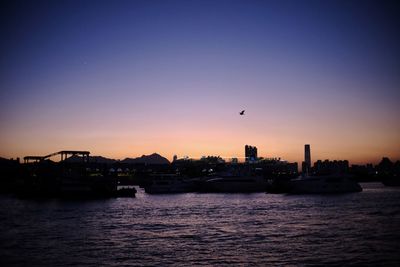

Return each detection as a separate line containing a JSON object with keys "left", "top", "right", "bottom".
{"left": 305, "top": 144, "right": 311, "bottom": 166}
{"left": 303, "top": 144, "right": 311, "bottom": 174}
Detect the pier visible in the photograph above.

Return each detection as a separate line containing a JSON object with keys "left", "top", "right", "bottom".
{"left": 24, "top": 150, "right": 90, "bottom": 163}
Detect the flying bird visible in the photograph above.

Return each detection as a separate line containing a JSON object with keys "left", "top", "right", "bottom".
{"left": 239, "top": 110, "right": 245, "bottom": 115}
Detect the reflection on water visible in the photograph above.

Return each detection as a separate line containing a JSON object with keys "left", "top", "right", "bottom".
{"left": 1, "top": 183, "right": 400, "bottom": 266}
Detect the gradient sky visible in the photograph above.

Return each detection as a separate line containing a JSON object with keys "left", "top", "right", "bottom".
{"left": 1, "top": 0, "right": 399, "bottom": 164}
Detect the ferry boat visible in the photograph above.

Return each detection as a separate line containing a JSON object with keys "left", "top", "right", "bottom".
{"left": 144, "top": 174, "right": 196, "bottom": 194}
{"left": 198, "top": 175, "right": 267, "bottom": 193}
{"left": 287, "top": 174, "right": 362, "bottom": 194}
{"left": 382, "top": 176, "right": 400, "bottom": 186}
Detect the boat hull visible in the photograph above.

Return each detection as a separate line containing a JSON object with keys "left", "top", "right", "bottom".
{"left": 144, "top": 179, "right": 195, "bottom": 194}
{"left": 198, "top": 176, "right": 267, "bottom": 193}
{"left": 288, "top": 175, "right": 362, "bottom": 194}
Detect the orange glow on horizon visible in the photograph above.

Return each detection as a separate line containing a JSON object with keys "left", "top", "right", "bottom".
{"left": 1, "top": 128, "right": 399, "bottom": 166}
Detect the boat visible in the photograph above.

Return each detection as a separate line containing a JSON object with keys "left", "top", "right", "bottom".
{"left": 198, "top": 175, "right": 267, "bottom": 193}
{"left": 382, "top": 176, "right": 400, "bottom": 186}
{"left": 287, "top": 174, "right": 362, "bottom": 194}
{"left": 115, "top": 186, "right": 137, "bottom": 197}
{"left": 144, "top": 174, "right": 196, "bottom": 194}
{"left": 265, "top": 176, "right": 293, "bottom": 193}
{"left": 59, "top": 173, "right": 118, "bottom": 198}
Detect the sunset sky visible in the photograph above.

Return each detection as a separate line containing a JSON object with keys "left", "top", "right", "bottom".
{"left": 1, "top": 0, "right": 399, "bottom": 165}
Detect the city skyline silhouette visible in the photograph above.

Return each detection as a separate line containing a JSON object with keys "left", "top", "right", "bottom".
{"left": 1, "top": 0, "right": 399, "bottom": 165}
{"left": 1, "top": 2, "right": 400, "bottom": 267}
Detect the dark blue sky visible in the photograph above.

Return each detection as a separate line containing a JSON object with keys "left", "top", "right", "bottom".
{"left": 1, "top": 0, "right": 399, "bottom": 162}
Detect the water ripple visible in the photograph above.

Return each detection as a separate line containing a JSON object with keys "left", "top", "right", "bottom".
{"left": 1, "top": 183, "right": 400, "bottom": 266}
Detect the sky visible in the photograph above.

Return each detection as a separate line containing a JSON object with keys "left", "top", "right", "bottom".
{"left": 0, "top": 0, "right": 399, "bottom": 165}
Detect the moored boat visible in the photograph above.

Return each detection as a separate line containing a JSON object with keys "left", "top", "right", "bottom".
{"left": 144, "top": 174, "right": 196, "bottom": 194}
{"left": 287, "top": 174, "right": 362, "bottom": 194}
{"left": 382, "top": 176, "right": 400, "bottom": 186}
{"left": 198, "top": 175, "right": 267, "bottom": 193}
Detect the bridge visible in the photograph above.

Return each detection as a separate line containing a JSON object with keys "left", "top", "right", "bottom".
{"left": 24, "top": 150, "right": 90, "bottom": 164}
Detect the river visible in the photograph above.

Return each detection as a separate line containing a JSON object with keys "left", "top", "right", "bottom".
{"left": 1, "top": 182, "right": 399, "bottom": 266}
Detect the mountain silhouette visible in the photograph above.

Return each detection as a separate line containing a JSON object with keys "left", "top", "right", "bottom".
{"left": 64, "top": 153, "right": 169, "bottom": 165}
{"left": 87, "top": 156, "right": 117, "bottom": 164}
{"left": 121, "top": 153, "right": 170, "bottom": 165}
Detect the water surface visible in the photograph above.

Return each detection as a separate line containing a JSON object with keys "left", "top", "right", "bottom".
{"left": 1, "top": 183, "right": 399, "bottom": 266}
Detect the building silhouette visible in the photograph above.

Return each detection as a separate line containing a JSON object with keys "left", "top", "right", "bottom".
{"left": 313, "top": 159, "right": 349, "bottom": 175}
{"left": 245, "top": 145, "right": 258, "bottom": 162}
{"left": 302, "top": 144, "right": 311, "bottom": 174}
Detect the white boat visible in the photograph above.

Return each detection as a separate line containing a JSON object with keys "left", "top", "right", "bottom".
{"left": 288, "top": 174, "right": 362, "bottom": 194}
{"left": 144, "top": 174, "right": 195, "bottom": 194}
{"left": 199, "top": 175, "right": 267, "bottom": 193}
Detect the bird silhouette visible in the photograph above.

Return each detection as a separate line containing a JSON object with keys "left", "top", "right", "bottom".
{"left": 239, "top": 110, "right": 245, "bottom": 115}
